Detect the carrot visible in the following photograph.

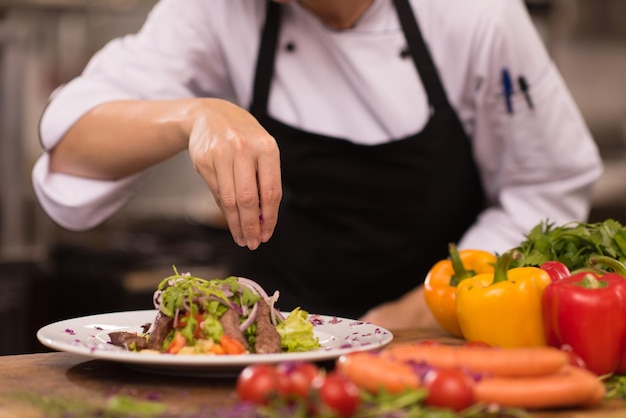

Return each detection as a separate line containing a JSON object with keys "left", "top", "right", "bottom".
{"left": 582, "top": 377, "right": 607, "bottom": 407}
{"left": 220, "top": 334, "right": 247, "bottom": 355}
{"left": 336, "top": 351, "right": 421, "bottom": 394}
{"left": 473, "top": 365, "right": 605, "bottom": 409}
{"left": 381, "top": 343, "right": 568, "bottom": 377}
{"left": 165, "top": 331, "right": 187, "bottom": 354}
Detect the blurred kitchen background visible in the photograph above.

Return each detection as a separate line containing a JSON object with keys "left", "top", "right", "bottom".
{"left": 0, "top": 0, "right": 625, "bottom": 355}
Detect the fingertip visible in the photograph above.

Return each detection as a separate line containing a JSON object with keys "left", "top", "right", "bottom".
{"left": 233, "top": 235, "right": 246, "bottom": 247}
{"left": 246, "top": 238, "right": 260, "bottom": 250}
{"left": 260, "top": 228, "right": 274, "bottom": 243}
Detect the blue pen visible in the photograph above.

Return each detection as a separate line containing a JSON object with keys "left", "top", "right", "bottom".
{"left": 501, "top": 68, "right": 513, "bottom": 114}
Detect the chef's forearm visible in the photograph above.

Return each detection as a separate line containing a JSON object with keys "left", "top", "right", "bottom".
{"left": 49, "top": 98, "right": 197, "bottom": 180}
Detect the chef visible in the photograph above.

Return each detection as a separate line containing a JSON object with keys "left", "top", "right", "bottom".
{"left": 32, "top": 0, "right": 602, "bottom": 329}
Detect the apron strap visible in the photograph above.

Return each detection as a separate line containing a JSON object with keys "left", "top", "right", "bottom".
{"left": 393, "top": 0, "right": 448, "bottom": 108}
{"left": 250, "top": 1, "right": 281, "bottom": 115}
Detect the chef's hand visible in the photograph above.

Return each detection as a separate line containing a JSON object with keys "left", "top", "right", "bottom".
{"left": 187, "top": 98, "right": 282, "bottom": 250}
{"left": 360, "top": 286, "right": 439, "bottom": 330}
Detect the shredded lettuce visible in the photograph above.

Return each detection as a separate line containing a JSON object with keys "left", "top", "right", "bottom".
{"left": 202, "top": 315, "right": 224, "bottom": 341}
{"left": 277, "top": 308, "right": 319, "bottom": 352}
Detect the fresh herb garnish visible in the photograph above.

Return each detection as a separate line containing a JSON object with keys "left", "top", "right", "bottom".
{"left": 157, "top": 269, "right": 251, "bottom": 318}
{"left": 511, "top": 219, "right": 626, "bottom": 270}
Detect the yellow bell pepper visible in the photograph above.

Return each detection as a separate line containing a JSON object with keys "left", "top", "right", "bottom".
{"left": 423, "top": 243, "right": 496, "bottom": 338}
{"left": 455, "top": 250, "right": 551, "bottom": 348}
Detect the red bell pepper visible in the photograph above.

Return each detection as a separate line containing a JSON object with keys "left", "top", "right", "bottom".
{"left": 541, "top": 255, "right": 626, "bottom": 376}
{"left": 540, "top": 261, "right": 571, "bottom": 282}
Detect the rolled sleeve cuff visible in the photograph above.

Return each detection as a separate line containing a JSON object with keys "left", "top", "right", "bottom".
{"left": 32, "top": 154, "right": 146, "bottom": 231}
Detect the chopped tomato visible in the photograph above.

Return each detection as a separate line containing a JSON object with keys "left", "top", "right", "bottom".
{"left": 176, "top": 312, "right": 205, "bottom": 339}
{"left": 165, "top": 331, "right": 187, "bottom": 354}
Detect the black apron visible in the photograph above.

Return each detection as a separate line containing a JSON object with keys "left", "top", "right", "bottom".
{"left": 229, "top": 0, "right": 485, "bottom": 318}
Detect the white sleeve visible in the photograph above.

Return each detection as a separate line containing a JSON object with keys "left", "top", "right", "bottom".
{"left": 32, "top": 154, "right": 147, "bottom": 230}
{"left": 33, "top": 0, "right": 227, "bottom": 230}
{"left": 457, "top": 0, "right": 603, "bottom": 254}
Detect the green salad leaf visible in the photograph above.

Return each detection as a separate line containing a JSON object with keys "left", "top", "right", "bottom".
{"left": 277, "top": 308, "right": 319, "bottom": 352}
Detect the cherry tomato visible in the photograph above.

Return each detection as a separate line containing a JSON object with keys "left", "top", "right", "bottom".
{"left": 236, "top": 364, "right": 290, "bottom": 405}
{"left": 423, "top": 368, "right": 475, "bottom": 412}
{"left": 312, "top": 372, "right": 360, "bottom": 418}
{"left": 277, "top": 361, "right": 320, "bottom": 399}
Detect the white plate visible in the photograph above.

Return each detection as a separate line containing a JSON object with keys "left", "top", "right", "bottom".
{"left": 37, "top": 310, "right": 393, "bottom": 377}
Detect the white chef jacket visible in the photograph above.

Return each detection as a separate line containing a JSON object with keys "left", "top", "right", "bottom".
{"left": 32, "top": 0, "right": 603, "bottom": 254}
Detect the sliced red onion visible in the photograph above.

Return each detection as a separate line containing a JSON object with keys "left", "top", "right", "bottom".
{"left": 229, "top": 301, "right": 243, "bottom": 315}
{"left": 237, "top": 277, "right": 284, "bottom": 322}
{"left": 168, "top": 277, "right": 183, "bottom": 286}
{"left": 310, "top": 316, "right": 325, "bottom": 326}
{"left": 239, "top": 302, "right": 258, "bottom": 332}
{"left": 152, "top": 290, "right": 162, "bottom": 309}
{"left": 173, "top": 309, "right": 181, "bottom": 327}
{"left": 268, "top": 290, "right": 280, "bottom": 325}
{"left": 240, "top": 296, "right": 249, "bottom": 316}
{"left": 216, "top": 287, "right": 234, "bottom": 298}
{"left": 237, "top": 277, "right": 271, "bottom": 299}
{"left": 181, "top": 297, "right": 191, "bottom": 312}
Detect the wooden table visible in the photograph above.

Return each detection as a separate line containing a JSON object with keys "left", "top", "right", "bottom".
{"left": 1, "top": 328, "right": 625, "bottom": 418}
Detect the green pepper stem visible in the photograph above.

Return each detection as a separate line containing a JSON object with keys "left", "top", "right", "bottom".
{"left": 491, "top": 250, "right": 522, "bottom": 284}
{"left": 571, "top": 266, "right": 607, "bottom": 276}
{"left": 575, "top": 273, "right": 608, "bottom": 289}
{"left": 449, "top": 243, "right": 475, "bottom": 286}
{"left": 588, "top": 255, "right": 626, "bottom": 277}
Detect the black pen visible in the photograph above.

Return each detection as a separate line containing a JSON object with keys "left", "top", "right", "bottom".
{"left": 518, "top": 76, "right": 534, "bottom": 110}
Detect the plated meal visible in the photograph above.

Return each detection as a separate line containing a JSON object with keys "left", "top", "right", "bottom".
{"left": 36, "top": 268, "right": 393, "bottom": 376}
{"left": 108, "top": 269, "right": 320, "bottom": 356}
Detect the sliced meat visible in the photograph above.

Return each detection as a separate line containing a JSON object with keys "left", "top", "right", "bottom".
{"left": 219, "top": 308, "right": 249, "bottom": 350}
{"left": 254, "top": 300, "right": 282, "bottom": 354}
{"left": 108, "top": 331, "right": 148, "bottom": 351}
{"left": 147, "top": 311, "right": 173, "bottom": 351}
